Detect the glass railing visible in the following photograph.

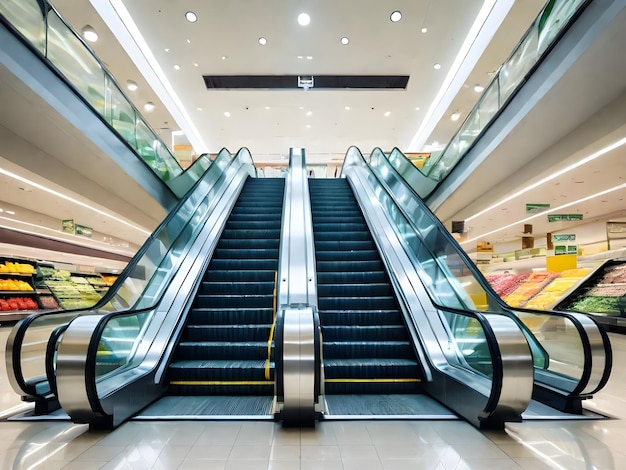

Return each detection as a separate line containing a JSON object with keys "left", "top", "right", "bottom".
{"left": 0, "top": 0, "right": 184, "bottom": 185}
{"left": 361, "top": 145, "right": 611, "bottom": 400}
{"left": 410, "top": 0, "right": 589, "bottom": 195}
{"left": 6, "top": 148, "right": 242, "bottom": 401}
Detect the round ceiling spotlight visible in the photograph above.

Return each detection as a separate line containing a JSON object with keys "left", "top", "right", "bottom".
{"left": 185, "top": 11, "right": 197, "bottom": 23}
{"left": 421, "top": 27, "right": 428, "bottom": 33}
{"left": 341, "top": 37, "right": 350, "bottom": 45}
{"left": 81, "top": 25, "right": 98, "bottom": 42}
{"left": 433, "top": 63, "right": 441, "bottom": 70}
{"left": 474, "top": 84, "right": 485, "bottom": 93}
{"left": 144, "top": 102, "right": 155, "bottom": 112}
{"left": 297, "top": 13, "right": 311, "bottom": 26}
{"left": 390, "top": 11, "right": 402, "bottom": 23}
{"left": 126, "top": 80, "right": 138, "bottom": 91}
{"left": 258, "top": 37, "right": 267, "bottom": 46}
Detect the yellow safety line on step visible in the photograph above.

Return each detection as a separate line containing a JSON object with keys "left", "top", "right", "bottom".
{"left": 265, "top": 271, "right": 278, "bottom": 380}
{"left": 324, "top": 378, "right": 421, "bottom": 383}
{"left": 170, "top": 380, "right": 275, "bottom": 386}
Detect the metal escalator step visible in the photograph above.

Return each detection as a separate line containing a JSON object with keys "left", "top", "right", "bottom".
{"left": 316, "top": 260, "right": 385, "bottom": 272}
{"left": 323, "top": 341, "right": 415, "bottom": 359}
{"left": 212, "top": 248, "right": 280, "bottom": 259}
{"left": 175, "top": 341, "right": 270, "bottom": 360}
{"left": 204, "top": 270, "right": 276, "bottom": 282}
{"left": 216, "top": 238, "right": 279, "bottom": 250}
{"left": 322, "top": 325, "right": 409, "bottom": 342}
{"left": 318, "top": 296, "right": 399, "bottom": 311}
{"left": 317, "top": 271, "right": 389, "bottom": 284}
{"left": 314, "top": 240, "right": 376, "bottom": 251}
{"left": 208, "top": 259, "right": 277, "bottom": 271}
{"left": 188, "top": 308, "right": 274, "bottom": 325}
{"left": 185, "top": 325, "right": 271, "bottom": 342}
{"left": 218, "top": 229, "right": 281, "bottom": 240}
{"left": 318, "top": 310, "right": 403, "bottom": 326}
{"left": 195, "top": 294, "right": 274, "bottom": 309}
{"left": 317, "top": 283, "right": 394, "bottom": 297}
{"left": 315, "top": 250, "right": 381, "bottom": 262}
{"left": 313, "top": 231, "right": 373, "bottom": 242}
{"left": 200, "top": 281, "right": 275, "bottom": 295}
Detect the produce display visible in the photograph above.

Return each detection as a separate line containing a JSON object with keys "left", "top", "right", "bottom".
{"left": 0, "top": 278, "right": 34, "bottom": 291}
{"left": 485, "top": 273, "right": 530, "bottom": 297}
{"left": 0, "top": 296, "right": 38, "bottom": 311}
{"left": 559, "top": 262, "right": 626, "bottom": 316}
{"left": 523, "top": 268, "right": 592, "bottom": 310}
{"left": 42, "top": 270, "right": 103, "bottom": 310}
{"left": 502, "top": 272, "right": 560, "bottom": 308}
{"left": 101, "top": 275, "right": 118, "bottom": 286}
{"left": 0, "top": 261, "right": 36, "bottom": 274}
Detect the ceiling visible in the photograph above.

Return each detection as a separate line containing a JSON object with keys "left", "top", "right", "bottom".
{"left": 0, "top": 0, "right": 625, "bottom": 270}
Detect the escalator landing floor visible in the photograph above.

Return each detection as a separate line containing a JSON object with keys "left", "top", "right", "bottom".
{"left": 322, "top": 394, "right": 459, "bottom": 420}
{"left": 133, "top": 396, "right": 275, "bottom": 420}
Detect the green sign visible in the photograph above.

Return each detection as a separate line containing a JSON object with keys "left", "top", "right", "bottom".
{"left": 548, "top": 214, "right": 583, "bottom": 222}
{"left": 552, "top": 234, "right": 576, "bottom": 242}
{"left": 62, "top": 219, "right": 75, "bottom": 234}
{"left": 526, "top": 203, "right": 550, "bottom": 214}
{"left": 75, "top": 224, "right": 93, "bottom": 238}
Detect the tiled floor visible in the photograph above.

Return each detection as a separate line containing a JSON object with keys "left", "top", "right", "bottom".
{"left": 2, "top": 324, "right": 626, "bottom": 469}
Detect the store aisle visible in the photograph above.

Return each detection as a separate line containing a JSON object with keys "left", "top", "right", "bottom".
{"left": 1, "top": 323, "right": 626, "bottom": 469}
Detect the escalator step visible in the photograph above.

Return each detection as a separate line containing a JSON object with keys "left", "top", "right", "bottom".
{"left": 185, "top": 325, "right": 271, "bottom": 342}
{"left": 317, "top": 271, "right": 389, "bottom": 285}
{"left": 313, "top": 222, "right": 369, "bottom": 232}
{"left": 188, "top": 308, "right": 274, "bottom": 325}
{"left": 316, "top": 260, "right": 385, "bottom": 272}
{"left": 323, "top": 341, "right": 414, "bottom": 359}
{"left": 315, "top": 250, "right": 381, "bottom": 262}
{"left": 195, "top": 294, "right": 274, "bottom": 309}
{"left": 212, "top": 248, "right": 279, "bottom": 259}
{"left": 313, "top": 231, "right": 374, "bottom": 242}
{"left": 216, "top": 239, "right": 279, "bottom": 250}
{"left": 317, "top": 283, "right": 394, "bottom": 297}
{"left": 204, "top": 270, "right": 276, "bottom": 283}
{"left": 322, "top": 325, "right": 408, "bottom": 342}
{"left": 200, "top": 281, "right": 275, "bottom": 295}
{"left": 319, "top": 310, "right": 404, "bottom": 326}
{"left": 318, "top": 296, "right": 399, "bottom": 311}
{"left": 314, "top": 240, "right": 376, "bottom": 251}
{"left": 225, "top": 220, "right": 282, "bottom": 230}
{"left": 218, "top": 229, "right": 281, "bottom": 240}
{"left": 176, "top": 341, "right": 270, "bottom": 360}
{"left": 208, "top": 259, "right": 277, "bottom": 271}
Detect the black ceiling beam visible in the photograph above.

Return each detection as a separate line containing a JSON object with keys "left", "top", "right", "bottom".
{"left": 203, "top": 75, "right": 409, "bottom": 90}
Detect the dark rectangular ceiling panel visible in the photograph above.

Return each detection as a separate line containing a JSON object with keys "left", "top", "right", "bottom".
{"left": 203, "top": 75, "right": 409, "bottom": 90}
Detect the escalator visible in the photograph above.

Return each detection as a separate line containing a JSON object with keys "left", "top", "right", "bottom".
{"left": 309, "top": 178, "right": 434, "bottom": 416}
{"left": 140, "top": 178, "right": 285, "bottom": 417}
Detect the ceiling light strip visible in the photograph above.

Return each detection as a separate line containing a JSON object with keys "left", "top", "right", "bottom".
{"left": 461, "top": 182, "right": 626, "bottom": 245}
{"left": 0, "top": 168, "right": 151, "bottom": 235}
{"left": 94, "top": 0, "right": 207, "bottom": 153}
{"left": 407, "top": 0, "right": 515, "bottom": 151}
{"left": 465, "top": 136, "right": 626, "bottom": 222}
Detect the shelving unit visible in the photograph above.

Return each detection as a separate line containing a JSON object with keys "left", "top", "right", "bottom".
{"left": 0, "top": 258, "right": 43, "bottom": 321}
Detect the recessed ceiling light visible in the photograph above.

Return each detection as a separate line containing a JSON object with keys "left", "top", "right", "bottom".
{"left": 265, "top": 106, "right": 271, "bottom": 110}
{"left": 144, "top": 102, "right": 155, "bottom": 112}
{"left": 186, "top": 39, "right": 191, "bottom": 44}
{"left": 421, "top": 27, "right": 428, "bottom": 33}
{"left": 126, "top": 80, "right": 138, "bottom": 91}
{"left": 306, "top": 56, "right": 313, "bottom": 60}
{"left": 0, "top": 208, "right": 3, "bottom": 213}
{"left": 450, "top": 111, "right": 461, "bottom": 121}
{"left": 341, "top": 37, "right": 350, "bottom": 45}
{"left": 474, "top": 84, "right": 485, "bottom": 92}
{"left": 297, "top": 55, "right": 303, "bottom": 59}
{"left": 384, "top": 111, "right": 391, "bottom": 117}
{"left": 174, "top": 64, "right": 181, "bottom": 70}
{"left": 224, "top": 111, "right": 231, "bottom": 117}
{"left": 415, "top": 107, "right": 421, "bottom": 111}
{"left": 299, "top": 106, "right": 304, "bottom": 110}
{"left": 164, "top": 48, "right": 170, "bottom": 52}
{"left": 345, "top": 106, "right": 351, "bottom": 111}
{"left": 197, "top": 107, "right": 203, "bottom": 111}
{"left": 390, "top": 11, "right": 402, "bottom": 22}
{"left": 5, "top": 210, "right": 15, "bottom": 215}
{"left": 297, "top": 13, "right": 311, "bottom": 26}
{"left": 258, "top": 37, "right": 267, "bottom": 46}
{"left": 306, "top": 124, "right": 311, "bottom": 128}
{"left": 185, "top": 11, "right": 197, "bottom": 23}
{"left": 433, "top": 63, "right": 441, "bottom": 70}
{"left": 81, "top": 25, "right": 98, "bottom": 42}
{"left": 221, "top": 56, "right": 228, "bottom": 60}
{"left": 306, "top": 111, "right": 313, "bottom": 116}
{"left": 193, "top": 62, "right": 199, "bottom": 67}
